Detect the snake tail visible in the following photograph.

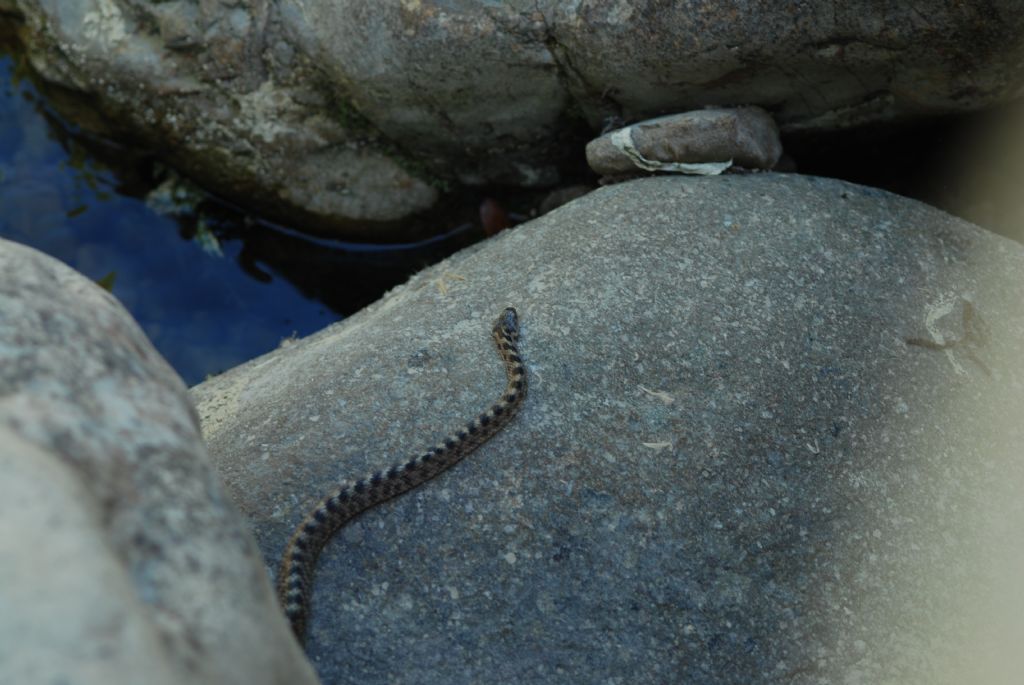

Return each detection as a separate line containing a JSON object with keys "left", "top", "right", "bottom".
{"left": 276, "top": 307, "right": 527, "bottom": 641}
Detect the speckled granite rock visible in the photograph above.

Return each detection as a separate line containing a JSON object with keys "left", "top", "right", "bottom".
{"left": 4, "top": 0, "right": 439, "bottom": 235}
{"left": 6, "top": 2, "right": 1024, "bottom": 234}
{"left": 192, "top": 174, "right": 1024, "bottom": 684}
{"left": 0, "top": 239, "right": 317, "bottom": 685}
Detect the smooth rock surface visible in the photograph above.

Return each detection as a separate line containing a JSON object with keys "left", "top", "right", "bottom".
{"left": 193, "top": 174, "right": 1024, "bottom": 684}
{"left": 0, "top": 239, "right": 317, "bottom": 685}
{"left": 585, "top": 107, "right": 782, "bottom": 175}
{"left": 6, "top": 2, "right": 1024, "bottom": 233}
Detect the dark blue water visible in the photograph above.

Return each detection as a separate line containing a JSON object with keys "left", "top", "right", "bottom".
{"left": 0, "top": 49, "right": 481, "bottom": 386}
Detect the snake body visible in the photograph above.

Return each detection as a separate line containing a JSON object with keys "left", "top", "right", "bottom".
{"left": 276, "top": 307, "right": 527, "bottom": 641}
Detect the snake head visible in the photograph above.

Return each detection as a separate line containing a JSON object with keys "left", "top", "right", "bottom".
{"left": 496, "top": 307, "right": 519, "bottom": 339}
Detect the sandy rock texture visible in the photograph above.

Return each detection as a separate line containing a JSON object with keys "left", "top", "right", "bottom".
{"left": 0, "top": 239, "right": 318, "bottom": 685}
{"left": 193, "top": 174, "right": 1024, "bottom": 684}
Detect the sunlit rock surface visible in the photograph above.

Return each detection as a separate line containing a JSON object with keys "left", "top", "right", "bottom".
{"left": 0, "top": 239, "right": 317, "bottom": 685}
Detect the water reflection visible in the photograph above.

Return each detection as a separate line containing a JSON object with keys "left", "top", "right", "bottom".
{"left": 0, "top": 47, "right": 481, "bottom": 386}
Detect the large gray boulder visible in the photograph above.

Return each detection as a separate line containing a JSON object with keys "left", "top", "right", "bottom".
{"left": 193, "top": 174, "right": 1024, "bottom": 683}
{"left": 4, "top": 0, "right": 440, "bottom": 234}
{"left": 0, "top": 239, "right": 317, "bottom": 685}
{"left": 6, "top": 1, "right": 1024, "bottom": 233}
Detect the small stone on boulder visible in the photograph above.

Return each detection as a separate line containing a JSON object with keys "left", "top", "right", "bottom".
{"left": 586, "top": 107, "right": 782, "bottom": 176}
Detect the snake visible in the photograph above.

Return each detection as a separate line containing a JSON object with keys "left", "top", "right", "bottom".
{"left": 276, "top": 307, "right": 527, "bottom": 642}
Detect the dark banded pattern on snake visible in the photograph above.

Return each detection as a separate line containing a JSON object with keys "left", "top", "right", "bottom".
{"left": 276, "top": 307, "right": 527, "bottom": 642}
